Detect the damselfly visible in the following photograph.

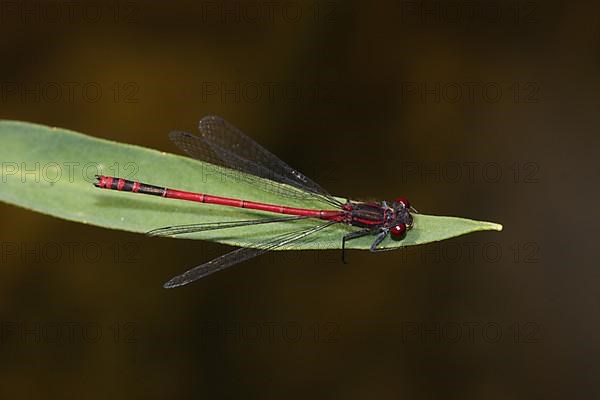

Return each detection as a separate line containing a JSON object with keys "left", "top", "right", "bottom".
{"left": 94, "top": 116, "right": 415, "bottom": 288}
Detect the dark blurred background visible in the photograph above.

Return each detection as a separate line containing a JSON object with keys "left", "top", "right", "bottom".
{"left": 0, "top": 0, "right": 598, "bottom": 398}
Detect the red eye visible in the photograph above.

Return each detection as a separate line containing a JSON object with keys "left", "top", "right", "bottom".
{"left": 390, "top": 223, "right": 407, "bottom": 239}
{"left": 395, "top": 196, "right": 410, "bottom": 209}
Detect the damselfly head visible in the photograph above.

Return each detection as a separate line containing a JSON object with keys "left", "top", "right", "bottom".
{"left": 390, "top": 197, "right": 414, "bottom": 240}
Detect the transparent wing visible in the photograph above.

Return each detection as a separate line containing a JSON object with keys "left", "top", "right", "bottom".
{"left": 163, "top": 221, "right": 336, "bottom": 288}
{"left": 147, "top": 215, "right": 309, "bottom": 237}
{"left": 169, "top": 115, "right": 342, "bottom": 207}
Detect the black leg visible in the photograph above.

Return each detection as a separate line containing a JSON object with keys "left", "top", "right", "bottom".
{"left": 370, "top": 229, "right": 403, "bottom": 252}
{"left": 341, "top": 228, "right": 372, "bottom": 264}
{"left": 369, "top": 230, "right": 388, "bottom": 252}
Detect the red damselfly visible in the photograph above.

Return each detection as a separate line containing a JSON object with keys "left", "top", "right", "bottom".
{"left": 94, "top": 116, "right": 415, "bottom": 288}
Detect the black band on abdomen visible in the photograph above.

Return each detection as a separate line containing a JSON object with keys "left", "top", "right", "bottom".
{"left": 138, "top": 183, "right": 166, "bottom": 196}
{"left": 122, "top": 180, "right": 135, "bottom": 192}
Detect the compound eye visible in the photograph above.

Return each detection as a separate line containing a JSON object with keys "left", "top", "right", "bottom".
{"left": 395, "top": 196, "right": 410, "bottom": 209}
{"left": 390, "top": 223, "right": 407, "bottom": 239}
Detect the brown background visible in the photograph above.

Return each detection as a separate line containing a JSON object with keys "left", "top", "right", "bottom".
{"left": 0, "top": 0, "right": 598, "bottom": 398}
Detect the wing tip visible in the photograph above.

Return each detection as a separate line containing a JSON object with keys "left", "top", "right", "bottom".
{"left": 146, "top": 227, "right": 173, "bottom": 237}
{"left": 199, "top": 115, "right": 226, "bottom": 130}
{"left": 199, "top": 114, "right": 222, "bottom": 123}
{"left": 162, "top": 281, "right": 178, "bottom": 289}
{"left": 163, "top": 277, "right": 188, "bottom": 289}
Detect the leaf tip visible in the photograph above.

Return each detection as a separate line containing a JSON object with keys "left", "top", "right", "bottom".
{"left": 489, "top": 222, "right": 503, "bottom": 231}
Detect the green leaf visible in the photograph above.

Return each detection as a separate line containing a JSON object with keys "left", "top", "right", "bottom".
{"left": 0, "top": 120, "right": 502, "bottom": 250}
